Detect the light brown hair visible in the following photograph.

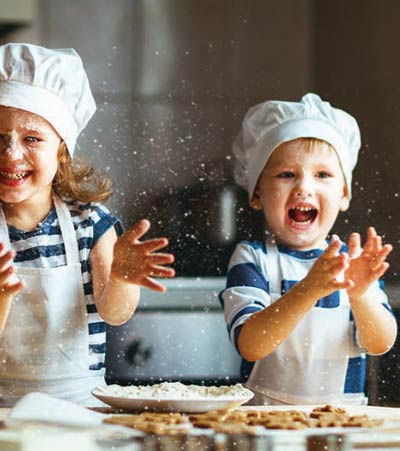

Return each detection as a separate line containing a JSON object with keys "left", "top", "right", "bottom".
{"left": 53, "top": 142, "right": 112, "bottom": 203}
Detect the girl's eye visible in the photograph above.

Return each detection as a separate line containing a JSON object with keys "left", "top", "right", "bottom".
{"left": 316, "top": 171, "right": 330, "bottom": 178}
{"left": 25, "top": 136, "right": 40, "bottom": 143}
{"left": 277, "top": 171, "right": 294, "bottom": 178}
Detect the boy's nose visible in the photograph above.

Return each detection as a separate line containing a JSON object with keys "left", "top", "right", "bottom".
{"left": 294, "top": 178, "right": 314, "bottom": 197}
{"left": 295, "top": 189, "right": 313, "bottom": 197}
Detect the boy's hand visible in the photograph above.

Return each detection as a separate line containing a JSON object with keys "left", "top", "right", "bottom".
{"left": 0, "top": 243, "right": 23, "bottom": 301}
{"left": 110, "top": 219, "right": 175, "bottom": 292}
{"left": 302, "top": 235, "right": 354, "bottom": 299}
{"left": 345, "top": 227, "right": 392, "bottom": 301}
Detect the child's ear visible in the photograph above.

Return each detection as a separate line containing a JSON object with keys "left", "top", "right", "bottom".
{"left": 250, "top": 192, "right": 263, "bottom": 211}
{"left": 339, "top": 184, "right": 350, "bottom": 212}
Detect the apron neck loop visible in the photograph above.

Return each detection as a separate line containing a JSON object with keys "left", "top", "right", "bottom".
{"left": 0, "top": 195, "right": 80, "bottom": 266}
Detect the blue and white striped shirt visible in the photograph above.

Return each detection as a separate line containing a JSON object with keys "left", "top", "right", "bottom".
{"left": 220, "top": 240, "right": 392, "bottom": 396}
{"left": 8, "top": 199, "right": 123, "bottom": 378}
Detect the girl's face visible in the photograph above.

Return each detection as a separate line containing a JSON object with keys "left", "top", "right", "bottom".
{"left": 0, "top": 106, "right": 61, "bottom": 205}
{"left": 252, "top": 139, "right": 350, "bottom": 250}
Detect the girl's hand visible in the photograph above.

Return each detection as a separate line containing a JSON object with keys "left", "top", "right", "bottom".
{"left": 110, "top": 219, "right": 175, "bottom": 292}
{"left": 345, "top": 227, "right": 392, "bottom": 301}
{"left": 0, "top": 243, "right": 23, "bottom": 300}
{"left": 301, "top": 235, "right": 354, "bottom": 299}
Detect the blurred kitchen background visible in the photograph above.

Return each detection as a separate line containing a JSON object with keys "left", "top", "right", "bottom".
{"left": 1, "top": 0, "right": 400, "bottom": 405}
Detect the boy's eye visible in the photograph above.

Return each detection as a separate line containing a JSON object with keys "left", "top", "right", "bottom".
{"left": 277, "top": 171, "right": 294, "bottom": 178}
{"left": 316, "top": 171, "right": 330, "bottom": 178}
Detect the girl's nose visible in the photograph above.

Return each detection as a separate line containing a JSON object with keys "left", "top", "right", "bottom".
{"left": 1, "top": 138, "right": 24, "bottom": 160}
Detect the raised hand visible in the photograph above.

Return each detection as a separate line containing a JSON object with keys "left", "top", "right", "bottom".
{"left": 345, "top": 227, "right": 392, "bottom": 300}
{"left": 110, "top": 219, "right": 175, "bottom": 292}
{"left": 302, "top": 235, "right": 354, "bottom": 299}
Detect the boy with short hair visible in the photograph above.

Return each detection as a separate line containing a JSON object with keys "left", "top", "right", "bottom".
{"left": 220, "top": 93, "right": 397, "bottom": 405}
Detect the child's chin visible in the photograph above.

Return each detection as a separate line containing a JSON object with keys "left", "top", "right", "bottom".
{"left": 0, "top": 192, "right": 28, "bottom": 204}
{"left": 283, "top": 233, "right": 319, "bottom": 250}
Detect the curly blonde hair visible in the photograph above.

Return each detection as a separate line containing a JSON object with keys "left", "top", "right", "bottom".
{"left": 53, "top": 142, "right": 113, "bottom": 203}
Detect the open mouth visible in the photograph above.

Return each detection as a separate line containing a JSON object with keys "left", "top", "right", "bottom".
{"left": 0, "top": 170, "right": 30, "bottom": 180}
{"left": 288, "top": 206, "right": 318, "bottom": 226}
{"left": 0, "top": 169, "right": 32, "bottom": 186}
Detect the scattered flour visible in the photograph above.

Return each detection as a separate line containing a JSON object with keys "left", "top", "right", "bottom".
{"left": 94, "top": 382, "right": 252, "bottom": 400}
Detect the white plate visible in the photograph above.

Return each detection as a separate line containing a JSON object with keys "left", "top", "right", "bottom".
{"left": 91, "top": 389, "right": 254, "bottom": 413}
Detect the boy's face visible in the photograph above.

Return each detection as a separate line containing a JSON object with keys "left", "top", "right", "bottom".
{"left": 0, "top": 106, "right": 61, "bottom": 206}
{"left": 252, "top": 139, "right": 350, "bottom": 250}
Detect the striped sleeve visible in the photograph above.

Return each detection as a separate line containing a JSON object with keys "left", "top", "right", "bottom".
{"left": 71, "top": 202, "right": 123, "bottom": 247}
{"left": 91, "top": 204, "right": 124, "bottom": 245}
{"left": 69, "top": 201, "right": 123, "bottom": 375}
{"left": 220, "top": 241, "right": 270, "bottom": 351}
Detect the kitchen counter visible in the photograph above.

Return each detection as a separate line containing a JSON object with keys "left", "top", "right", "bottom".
{"left": 1, "top": 405, "right": 400, "bottom": 450}
{"left": 0, "top": 406, "right": 142, "bottom": 451}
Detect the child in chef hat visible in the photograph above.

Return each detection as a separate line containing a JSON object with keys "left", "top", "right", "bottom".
{"left": 0, "top": 42, "right": 175, "bottom": 406}
{"left": 220, "top": 93, "right": 397, "bottom": 406}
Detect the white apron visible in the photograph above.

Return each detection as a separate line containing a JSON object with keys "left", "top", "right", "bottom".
{"left": 246, "top": 239, "right": 365, "bottom": 405}
{"left": 0, "top": 196, "right": 104, "bottom": 406}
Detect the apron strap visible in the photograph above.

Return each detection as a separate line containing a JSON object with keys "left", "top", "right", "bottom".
{"left": 53, "top": 195, "right": 81, "bottom": 266}
{"left": 265, "top": 237, "right": 281, "bottom": 297}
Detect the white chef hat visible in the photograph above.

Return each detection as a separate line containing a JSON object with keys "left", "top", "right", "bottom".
{"left": 0, "top": 42, "right": 96, "bottom": 157}
{"left": 233, "top": 93, "right": 361, "bottom": 201}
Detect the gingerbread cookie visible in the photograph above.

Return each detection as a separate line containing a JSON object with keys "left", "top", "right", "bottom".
{"left": 103, "top": 404, "right": 383, "bottom": 435}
